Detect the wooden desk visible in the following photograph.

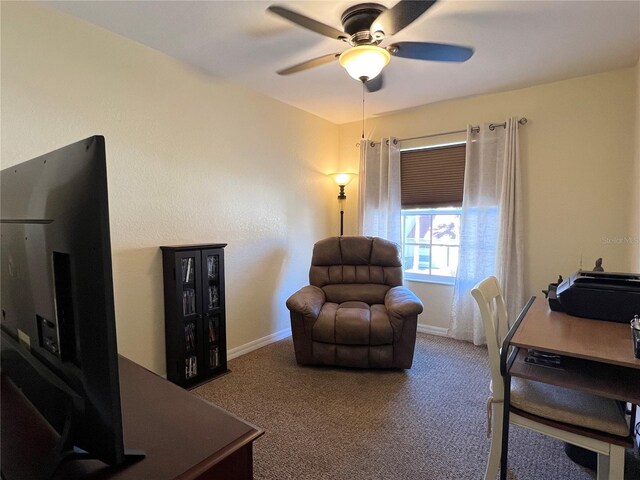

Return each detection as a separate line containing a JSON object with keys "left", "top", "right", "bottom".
{"left": 511, "top": 297, "right": 640, "bottom": 369}
{"left": 507, "top": 297, "right": 640, "bottom": 403}
{"left": 499, "top": 297, "right": 640, "bottom": 480}
{"left": 3, "top": 356, "right": 263, "bottom": 480}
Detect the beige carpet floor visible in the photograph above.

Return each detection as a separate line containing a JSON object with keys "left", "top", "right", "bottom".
{"left": 193, "top": 333, "right": 639, "bottom": 480}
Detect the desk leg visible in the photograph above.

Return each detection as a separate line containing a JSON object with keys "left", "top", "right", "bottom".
{"left": 500, "top": 375, "right": 511, "bottom": 480}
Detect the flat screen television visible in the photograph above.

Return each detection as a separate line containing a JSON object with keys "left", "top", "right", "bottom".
{"left": 0, "top": 136, "right": 142, "bottom": 479}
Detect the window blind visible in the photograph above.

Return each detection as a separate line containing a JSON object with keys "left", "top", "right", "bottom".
{"left": 400, "top": 144, "right": 466, "bottom": 209}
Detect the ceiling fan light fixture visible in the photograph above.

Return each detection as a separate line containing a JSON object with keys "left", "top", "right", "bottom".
{"left": 339, "top": 45, "right": 390, "bottom": 82}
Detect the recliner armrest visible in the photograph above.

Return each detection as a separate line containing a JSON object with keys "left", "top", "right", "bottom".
{"left": 385, "top": 286, "right": 424, "bottom": 317}
{"left": 286, "top": 285, "right": 326, "bottom": 319}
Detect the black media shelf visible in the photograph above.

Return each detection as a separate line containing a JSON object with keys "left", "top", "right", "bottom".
{"left": 160, "top": 243, "right": 228, "bottom": 388}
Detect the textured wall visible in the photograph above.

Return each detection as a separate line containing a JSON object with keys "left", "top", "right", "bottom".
{"left": 339, "top": 68, "right": 638, "bottom": 329}
{"left": 1, "top": 2, "right": 340, "bottom": 374}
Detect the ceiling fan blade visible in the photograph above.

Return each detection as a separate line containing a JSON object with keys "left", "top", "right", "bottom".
{"left": 277, "top": 53, "right": 340, "bottom": 75}
{"left": 371, "top": 1, "right": 436, "bottom": 37}
{"left": 389, "top": 42, "right": 474, "bottom": 62}
{"left": 365, "top": 74, "right": 384, "bottom": 93}
{"left": 268, "top": 5, "right": 348, "bottom": 40}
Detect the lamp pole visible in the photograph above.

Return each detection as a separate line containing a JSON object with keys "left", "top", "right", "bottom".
{"left": 337, "top": 185, "right": 346, "bottom": 236}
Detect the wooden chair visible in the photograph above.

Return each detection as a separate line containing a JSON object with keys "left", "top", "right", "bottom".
{"left": 471, "top": 276, "right": 632, "bottom": 480}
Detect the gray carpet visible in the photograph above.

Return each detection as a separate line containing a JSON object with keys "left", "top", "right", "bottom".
{"left": 193, "top": 333, "right": 639, "bottom": 479}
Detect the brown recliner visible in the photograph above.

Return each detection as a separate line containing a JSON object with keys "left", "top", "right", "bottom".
{"left": 286, "top": 236, "right": 424, "bottom": 369}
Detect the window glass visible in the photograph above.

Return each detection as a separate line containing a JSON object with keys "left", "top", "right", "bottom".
{"left": 402, "top": 208, "right": 461, "bottom": 284}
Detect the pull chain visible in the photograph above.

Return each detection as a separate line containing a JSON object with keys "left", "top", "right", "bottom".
{"left": 361, "top": 80, "right": 365, "bottom": 140}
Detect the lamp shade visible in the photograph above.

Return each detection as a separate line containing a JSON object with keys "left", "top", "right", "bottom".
{"left": 338, "top": 45, "right": 390, "bottom": 81}
{"left": 330, "top": 172, "right": 356, "bottom": 186}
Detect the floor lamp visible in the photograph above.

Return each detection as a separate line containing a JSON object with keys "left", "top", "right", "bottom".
{"left": 329, "top": 173, "right": 356, "bottom": 236}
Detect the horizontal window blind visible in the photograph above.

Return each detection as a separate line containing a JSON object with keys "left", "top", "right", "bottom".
{"left": 401, "top": 144, "right": 466, "bottom": 209}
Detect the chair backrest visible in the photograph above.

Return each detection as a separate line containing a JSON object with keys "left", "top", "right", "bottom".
{"left": 471, "top": 276, "right": 509, "bottom": 400}
{"left": 309, "top": 236, "right": 402, "bottom": 304}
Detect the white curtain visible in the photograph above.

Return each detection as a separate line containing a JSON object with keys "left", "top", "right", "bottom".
{"left": 358, "top": 137, "right": 401, "bottom": 245}
{"left": 449, "top": 118, "right": 524, "bottom": 345}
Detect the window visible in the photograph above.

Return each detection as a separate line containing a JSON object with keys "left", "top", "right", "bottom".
{"left": 400, "top": 143, "right": 466, "bottom": 284}
{"left": 401, "top": 207, "right": 461, "bottom": 283}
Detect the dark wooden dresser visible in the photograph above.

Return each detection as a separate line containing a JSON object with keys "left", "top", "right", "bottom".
{"left": 3, "top": 356, "right": 263, "bottom": 479}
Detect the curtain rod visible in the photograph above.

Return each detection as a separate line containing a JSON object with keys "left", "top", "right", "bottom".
{"left": 398, "top": 117, "right": 528, "bottom": 143}
{"left": 356, "top": 117, "right": 528, "bottom": 147}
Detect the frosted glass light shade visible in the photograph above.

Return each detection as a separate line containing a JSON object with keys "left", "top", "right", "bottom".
{"left": 330, "top": 172, "right": 356, "bottom": 186}
{"left": 338, "top": 45, "right": 390, "bottom": 81}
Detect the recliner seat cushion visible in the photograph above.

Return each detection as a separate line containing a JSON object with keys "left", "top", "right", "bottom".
{"left": 313, "top": 301, "right": 393, "bottom": 346}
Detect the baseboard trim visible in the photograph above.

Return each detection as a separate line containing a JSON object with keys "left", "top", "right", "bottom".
{"left": 417, "top": 324, "right": 449, "bottom": 337}
{"left": 228, "top": 328, "right": 292, "bottom": 360}
{"left": 227, "top": 325, "right": 445, "bottom": 360}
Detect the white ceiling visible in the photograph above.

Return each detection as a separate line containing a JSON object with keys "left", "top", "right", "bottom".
{"left": 47, "top": 0, "right": 640, "bottom": 124}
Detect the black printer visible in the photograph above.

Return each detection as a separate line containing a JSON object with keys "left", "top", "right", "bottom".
{"left": 554, "top": 271, "right": 640, "bottom": 323}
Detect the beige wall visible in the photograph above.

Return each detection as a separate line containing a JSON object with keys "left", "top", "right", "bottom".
{"left": 1, "top": 2, "right": 340, "bottom": 374}
{"left": 339, "top": 68, "right": 638, "bottom": 330}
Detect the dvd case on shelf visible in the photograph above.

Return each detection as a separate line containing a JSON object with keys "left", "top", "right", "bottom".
{"left": 208, "top": 317, "right": 218, "bottom": 343}
{"left": 208, "top": 285, "right": 219, "bottom": 310}
{"left": 207, "top": 255, "right": 218, "bottom": 280}
{"left": 181, "top": 257, "right": 194, "bottom": 283}
{"left": 185, "top": 322, "right": 196, "bottom": 352}
{"left": 185, "top": 355, "right": 198, "bottom": 379}
{"left": 209, "top": 347, "right": 219, "bottom": 370}
{"left": 182, "top": 289, "right": 196, "bottom": 316}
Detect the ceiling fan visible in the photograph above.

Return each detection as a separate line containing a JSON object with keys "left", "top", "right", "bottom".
{"left": 267, "top": 0, "right": 474, "bottom": 92}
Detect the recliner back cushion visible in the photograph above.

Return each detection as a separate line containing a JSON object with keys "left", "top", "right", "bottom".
{"left": 309, "top": 236, "right": 403, "bottom": 304}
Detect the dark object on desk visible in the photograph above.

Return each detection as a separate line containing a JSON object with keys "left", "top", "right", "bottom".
{"left": 555, "top": 271, "right": 640, "bottom": 323}
{"left": 593, "top": 258, "right": 604, "bottom": 272}
{"left": 542, "top": 275, "right": 563, "bottom": 311}
{"left": 524, "top": 349, "right": 563, "bottom": 369}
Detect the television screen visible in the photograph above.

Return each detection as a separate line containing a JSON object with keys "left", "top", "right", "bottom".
{"left": 1, "top": 136, "right": 134, "bottom": 478}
